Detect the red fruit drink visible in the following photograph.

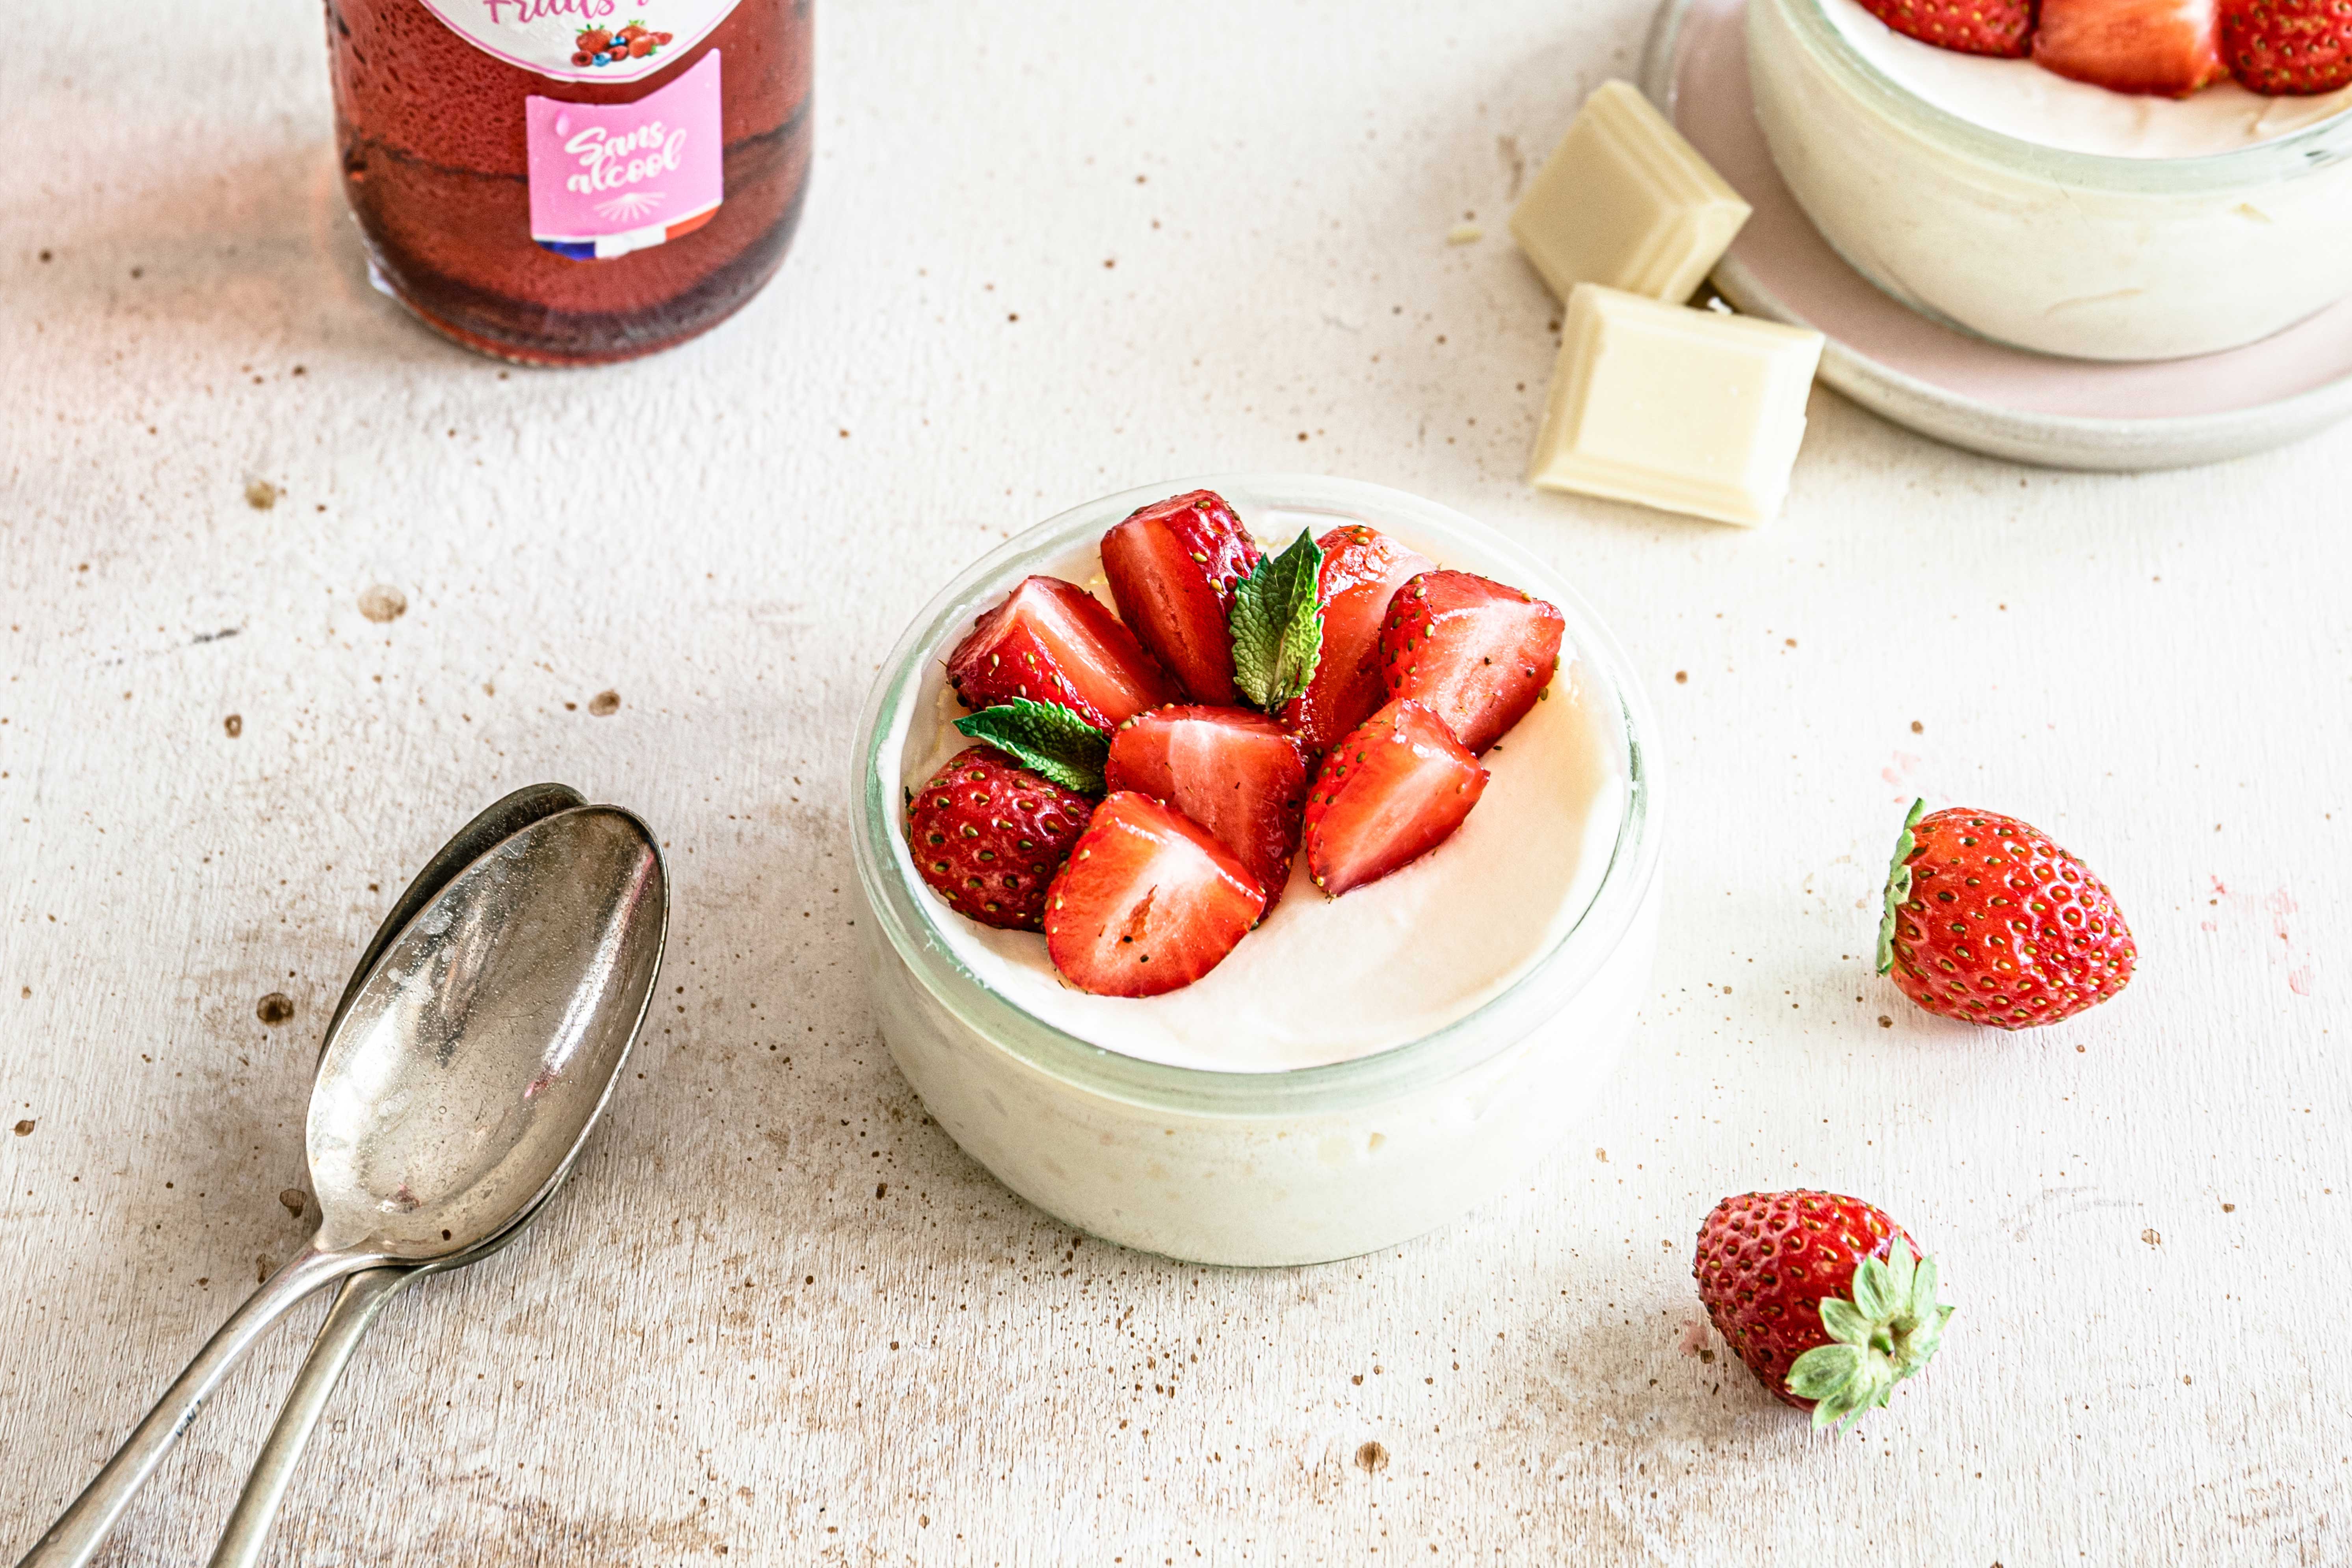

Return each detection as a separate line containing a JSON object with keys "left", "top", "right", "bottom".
{"left": 325, "top": 0, "right": 813, "bottom": 364}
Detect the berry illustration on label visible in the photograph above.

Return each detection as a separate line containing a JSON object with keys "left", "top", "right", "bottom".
{"left": 571, "top": 21, "right": 677, "bottom": 69}
{"left": 417, "top": 1, "right": 740, "bottom": 86}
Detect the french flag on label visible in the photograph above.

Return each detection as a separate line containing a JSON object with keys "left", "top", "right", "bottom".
{"left": 526, "top": 52, "right": 724, "bottom": 263}
{"left": 534, "top": 202, "right": 720, "bottom": 261}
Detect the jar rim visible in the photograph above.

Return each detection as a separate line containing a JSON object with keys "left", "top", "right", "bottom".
{"left": 1759, "top": 0, "right": 2352, "bottom": 190}
{"left": 849, "top": 474, "right": 1664, "bottom": 1118}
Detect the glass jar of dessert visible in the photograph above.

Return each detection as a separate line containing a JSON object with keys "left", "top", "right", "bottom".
{"left": 1747, "top": 0, "right": 2352, "bottom": 361}
{"left": 850, "top": 476, "right": 1662, "bottom": 1267}
{"left": 325, "top": 0, "right": 813, "bottom": 365}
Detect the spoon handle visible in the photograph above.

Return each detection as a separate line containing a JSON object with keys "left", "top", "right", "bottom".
{"left": 13, "top": 1246, "right": 356, "bottom": 1568}
{"left": 203, "top": 1267, "right": 416, "bottom": 1568}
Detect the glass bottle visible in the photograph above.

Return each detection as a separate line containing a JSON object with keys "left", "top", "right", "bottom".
{"left": 325, "top": 0, "right": 813, "bottom": 365}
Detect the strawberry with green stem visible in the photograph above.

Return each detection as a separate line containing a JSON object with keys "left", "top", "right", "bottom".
{"left": 1694, "top": 1190, "right": 1953, "bottom": 1432}
{"left": 1878, "top": 799, "right": 2136, "bottom": 1028}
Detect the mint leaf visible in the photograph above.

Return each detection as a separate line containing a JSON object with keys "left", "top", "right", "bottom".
{"left": 1229, "top": 528, "right": 1324, "bottom": 711}
{"left": 954, "top": 699, "right": 1109, "bottom": 795}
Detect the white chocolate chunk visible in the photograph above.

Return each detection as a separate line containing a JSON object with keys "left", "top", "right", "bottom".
{"left": 1510, "top": 80, "right": 1752, "bottom": 305}
{"left": 1528, "top": 284, "right": 1825, "bottom": 528}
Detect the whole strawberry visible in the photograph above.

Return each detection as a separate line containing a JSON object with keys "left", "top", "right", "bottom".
{"left": 1878, "top": 800, "right": 2135, "bottom": 1028}
{"left": 2222, "top": 0, "right": 2352, "bottom": 94}
{"left": 906, "top": 746, "right": 1093, "bottom": 930}
{"left": 1694, "top": 1190, "right": 1952, "bottom": 1430}
{"left": 1857, "top": 0, "right": 2034, "bottom": 58}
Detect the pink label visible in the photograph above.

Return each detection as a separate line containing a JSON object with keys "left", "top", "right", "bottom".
{"left": 526, "top": 51, "right": 723, "bottom": 261}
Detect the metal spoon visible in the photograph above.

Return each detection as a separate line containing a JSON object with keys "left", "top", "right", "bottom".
{"left": 326, "top": 784, "right": 592, "bottom": 1046}
{"left": 205, "top": 785, "right": 591, "bottom": 1568}
{"left": 203, "top": 1266, "right": 512, "bottom": 1567}
{"left": 17, "top": 796, "right": 667, "bottom": 1568}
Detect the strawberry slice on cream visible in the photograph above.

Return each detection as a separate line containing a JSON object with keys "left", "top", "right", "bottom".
{"left": 946, "top": 575, "right": 1179, "bottom": 733}
{"left": 1106, "top": 705, "right": 1312, "bottom": 910}
{"left": 1044, "top": 792, "right": 1267, "bottom": 997}
{"left": 2034, "top": 0, "right": 2226, "bottom": 96}
{"left": 1302, "top": 699, "right": 1490, "bottom": 897}
{"left": 1100, "top": 490, "right": 1261, "bottom": 704}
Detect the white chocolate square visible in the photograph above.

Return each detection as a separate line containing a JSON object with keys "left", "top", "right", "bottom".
{"left": 1510, "top": 80, "right": 1752, "bottom": 305}
{"left": 1528, "top": 285, "right": 1825, "bottom": 528}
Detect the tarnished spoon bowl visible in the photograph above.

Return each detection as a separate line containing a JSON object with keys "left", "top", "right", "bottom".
{"left": 303, "top": 803, "right": 663, "bottom": 1260}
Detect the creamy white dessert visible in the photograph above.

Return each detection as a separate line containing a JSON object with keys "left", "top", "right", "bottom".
{"left": 901, "top": 540, "right": 1627, "bottom": 1073}
{"left": 1823, "top": 0, "right": 2352, "bottom": 158}
{"left": 1748, "top": 0, "right": 2352, "bottom": 359}
{"left": 852, "top": 478, "right": 1662, "bottom": 1265}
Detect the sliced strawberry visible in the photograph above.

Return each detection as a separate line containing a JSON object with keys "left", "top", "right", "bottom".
{"left": 1099, "top": 490, "right": 1261, "bottom": 705}
{"left": 1279, "top": 525, "right": 1435, "bottom": 754}
{"left": 907, "top": 746, "right": 1095, "bottom": 931}
{"left": 1105, "top": 705, "right": 1311, "bottom": 909}
{"left": 2222, "top": 0, "right": 2352, "bottom": 93}
{"left": 946, "top": 575, "right": 1179, "bottom": 733}
{"left": 1301, "top": 700, "right": 1489, "bottom": 897}
{"left": 1044, "top": 792, "right": 1266, "bottom": 997}
{"left": 1377, "top": 571, "right": 1566, "bottom": 755}
{"left": 1856, "top": 0, "right": 2035, "bottom": 56}
{"left": 2034, "top": 0, "right": 2226, "bottom": 95}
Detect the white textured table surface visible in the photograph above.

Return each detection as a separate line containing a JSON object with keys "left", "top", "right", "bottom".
{"left": 4, "top": 2, "right": 2347, "bottom": 1562}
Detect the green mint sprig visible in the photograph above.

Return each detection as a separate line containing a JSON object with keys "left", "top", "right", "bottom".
{"left": 954, "top": 699, "right": 1108, "bottom": 795}
{"left": 1229, "top": 528, "right": 1324, "bottom": 711}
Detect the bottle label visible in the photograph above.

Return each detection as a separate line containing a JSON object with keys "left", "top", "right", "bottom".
{"left": 526, "top": 51, "right": 724, "bottom": 260}
{"left": 419, "top": 0, "right": 741, "bottom": 84}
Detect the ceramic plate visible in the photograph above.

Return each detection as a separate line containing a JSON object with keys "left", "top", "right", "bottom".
{"left": 1640, "top": 0, "right": 2352, "bottom": 469}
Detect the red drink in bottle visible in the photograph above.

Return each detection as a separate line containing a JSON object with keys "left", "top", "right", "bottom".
{"left": 326, "top": 0, "right": 812, "bottom": 365}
